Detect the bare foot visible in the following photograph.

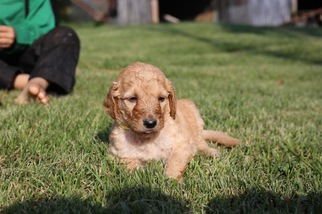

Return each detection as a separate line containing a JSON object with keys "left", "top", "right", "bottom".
{"left": 15, "top": 77, "right": 49, "bottom": 105}
{"left": 13, "top": 74, "right": 30, "bottom": 90}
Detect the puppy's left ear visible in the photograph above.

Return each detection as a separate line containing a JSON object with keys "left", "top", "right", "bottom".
{"left": 103, "top": 82, "right": 119, "bottom": 120}
{"left": 166, "top": 79, "right": 176, "bottom": 119}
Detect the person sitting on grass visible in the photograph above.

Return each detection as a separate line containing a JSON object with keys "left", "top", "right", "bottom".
{"left": 0, "top": 0, "right": 80, "bottom": 105}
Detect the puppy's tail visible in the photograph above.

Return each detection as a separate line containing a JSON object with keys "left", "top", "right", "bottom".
{"left": 202, "top": 130, "right": 240, "bottom": 147}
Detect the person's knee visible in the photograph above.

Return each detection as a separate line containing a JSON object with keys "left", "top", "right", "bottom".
{"left": 50, "top": 26, "right": 80, "bottom": 47}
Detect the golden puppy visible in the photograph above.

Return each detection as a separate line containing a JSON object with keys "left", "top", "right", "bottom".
{"left": 104, "top": 62, "right": 240, "bottom": 181}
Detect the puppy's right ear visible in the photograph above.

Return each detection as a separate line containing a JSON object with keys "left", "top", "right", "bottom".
{"left": 103, "top": 82, "right": 119, "bottom": 120}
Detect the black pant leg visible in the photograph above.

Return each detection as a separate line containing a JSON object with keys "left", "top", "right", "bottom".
{"left": 20, "top": 26, "right": 81, "bottom": 94}
{"left": 0, "top": 50, "right": 23, "bottom": 90}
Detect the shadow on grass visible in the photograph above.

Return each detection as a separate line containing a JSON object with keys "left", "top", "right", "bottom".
{"left": 205, "top": 188, "right": 322, "bottom": 214}
{"left": 105, "top": 186, "right": 190, "bottom": 213}
{"left": 2, "top": 196, "right": 102, "bottom": 214}
{"left": 152, "top": 24, "right": 322, "bottom": 66}
{"left": 2, "top": 186, "right": 190, "bottom": 214}
{"left": 219, "top": 23, "right": 322, "bottom": 38}
{"left": 2, "top": 186, "right": 321, "bottom": 213}
{"left": 95, "top": 126, "right": 112, "bottom": 144}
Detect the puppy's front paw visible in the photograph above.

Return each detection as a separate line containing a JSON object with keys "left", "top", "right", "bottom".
{"left": 120, "top": 158, "right": 143, "bottom": 171}
{"left": 165, "top": 165, "right": 187, "bottom": 183}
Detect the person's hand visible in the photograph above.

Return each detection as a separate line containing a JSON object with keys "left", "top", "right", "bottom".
{"left": 0, "top": 26, "right": 16, "bottom": 48}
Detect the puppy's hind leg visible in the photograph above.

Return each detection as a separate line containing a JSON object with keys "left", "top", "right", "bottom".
{"left": 197, "top": 140, "right": 221, "bottom": 158}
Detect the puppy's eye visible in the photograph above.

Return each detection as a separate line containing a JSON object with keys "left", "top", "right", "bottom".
{"left": 128, "top": 97, "right": 137, "bottom": 102}
{"left": 158, "top": 97, "right": 166, "bottom": 102}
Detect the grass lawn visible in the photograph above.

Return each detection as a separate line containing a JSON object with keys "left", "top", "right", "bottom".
{"left": 0, "top": 22, "right": 321, "bottom": 213}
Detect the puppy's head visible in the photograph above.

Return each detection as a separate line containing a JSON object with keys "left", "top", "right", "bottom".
{"left": 104, "top": 62, "right": 176, "bottom": 137}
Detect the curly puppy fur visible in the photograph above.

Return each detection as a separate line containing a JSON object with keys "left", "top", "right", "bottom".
{"left": 104, "top": 62, "right": 240, "bottom": 181}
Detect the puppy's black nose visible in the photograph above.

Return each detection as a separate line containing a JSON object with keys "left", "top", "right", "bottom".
{"left": 143, "top": 118, "right": 157, "bottom": 129}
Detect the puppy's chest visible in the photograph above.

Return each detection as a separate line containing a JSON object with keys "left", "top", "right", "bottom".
{"left": 110, "top": 129, "right": 178, "bottom": 161}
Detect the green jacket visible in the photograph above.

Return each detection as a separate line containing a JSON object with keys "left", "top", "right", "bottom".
{"left": 0, "top": 0, "right": 55, "bottom": 54}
